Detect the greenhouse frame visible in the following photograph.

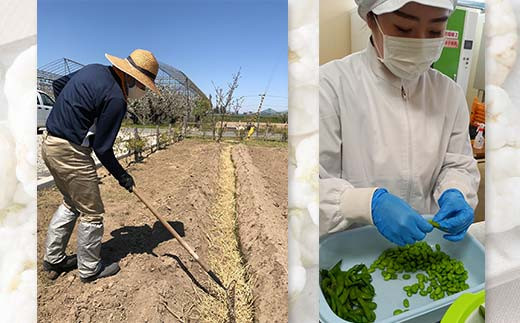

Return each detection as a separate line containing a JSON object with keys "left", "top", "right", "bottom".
{"left": 37, "top": 57, "right": 207, "bottom": 101}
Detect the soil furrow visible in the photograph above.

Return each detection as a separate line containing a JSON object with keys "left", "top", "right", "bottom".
{"left": 198, "top": 144, "right": 254, "bottom": 322}
{"left": 232, "top": 144, "right": 288, "bottom": 323}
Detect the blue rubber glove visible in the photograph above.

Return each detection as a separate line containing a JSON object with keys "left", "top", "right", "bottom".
{"left": 433, "top": 189, "right": 474, "bottom": 242}
{"left": 371, "top": 188, "right": 433, "bottom": 246}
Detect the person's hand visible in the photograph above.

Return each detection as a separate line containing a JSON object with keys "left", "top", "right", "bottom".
{"left": 433, "top": 189, "right": 473, "bottom": 242}
{"left": 372, "top": 188, "right": 433, "bottom": 246}
{"left": 118, "top": 172, "right": 135, "bottom": 192}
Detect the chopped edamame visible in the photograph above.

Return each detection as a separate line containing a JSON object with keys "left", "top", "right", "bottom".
{"left": 368, "top": 242, "right": 470, "bottom": 302}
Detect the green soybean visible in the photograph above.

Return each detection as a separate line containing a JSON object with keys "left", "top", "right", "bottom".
{"left": 479, "top": 305, "right": 485, "bottom": 318}
{"left": 429, "top": 219, "right": 440, "bottom": 229}
{"left": 370, "top": 242, "right": 470, "bottom": 302}
{"left": 320, "top": 261, "right": 377, "bottom": 323}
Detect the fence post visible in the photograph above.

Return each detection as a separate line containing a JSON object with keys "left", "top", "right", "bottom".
{"left": 182, "top": 115, "right": 187, "bottom": 137}
{"left": 133, "top": 127, "right": 139, "bottom": 162}
{"left": 156, "top": 125, "right": 160, "bottom": 151}
{"left": 150, "top": 132, "right": 153, "bottom": 155}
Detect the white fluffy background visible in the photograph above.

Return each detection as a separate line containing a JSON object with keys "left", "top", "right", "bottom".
{"left": 0, "top": 44, "right": 37, "bottom": 322}
{"left": 486, "top": 0, "right": 520, "bottom": 291}
{"left": 2, "top": 0, "right": 520, "bottom": 322}
{"left": 0, "top": 0, "right": 37, "bottom": 319}
{"left": 288, "top": 0, "right": 319, "bottom": 321}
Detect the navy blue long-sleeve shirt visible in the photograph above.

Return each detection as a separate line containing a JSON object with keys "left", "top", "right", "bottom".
{"left": 46, "top": 64, "right": 127, "bottom": 180}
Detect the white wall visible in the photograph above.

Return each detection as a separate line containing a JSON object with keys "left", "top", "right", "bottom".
{"left": 319, "top": 0, "right": 357, "bottom": 65}
{"left": 465, "top": 12, "right": 485, "bottom": 107}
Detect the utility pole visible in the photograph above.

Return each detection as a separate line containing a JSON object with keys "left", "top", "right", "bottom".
{"left": 255, "top": 93, "right": 266, "bottom": 138}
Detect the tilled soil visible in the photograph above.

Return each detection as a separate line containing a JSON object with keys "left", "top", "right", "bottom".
{"left": 38, "top": 140, "right": 221, "bottom": 322}
{"left": 247, "top": 145, "right": 288, "bottom": 218}
{"left": 37, "top": 140, "right": 288, "bottom": 322}
{"left": 232, "top": 144, "right": 288, "bottom": 323}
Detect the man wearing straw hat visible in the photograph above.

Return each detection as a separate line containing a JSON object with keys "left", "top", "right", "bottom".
{"left": 42, "top": 49, "right": 160, "bottom": 283}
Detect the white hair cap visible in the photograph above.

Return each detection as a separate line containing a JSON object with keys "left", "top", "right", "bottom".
{"left": 355, "top": 0, "right": 456, "bottom": 21}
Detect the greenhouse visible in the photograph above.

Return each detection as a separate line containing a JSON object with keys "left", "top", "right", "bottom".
{"left": 37, "top": 57, "right": 207, "bottom": 101}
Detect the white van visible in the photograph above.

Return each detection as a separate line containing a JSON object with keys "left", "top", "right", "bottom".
{"left": 37, "top": 90, "right": 54, "bottom": 133}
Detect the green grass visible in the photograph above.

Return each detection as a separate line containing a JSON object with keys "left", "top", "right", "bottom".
{"left": 183, "top": 136, "right": 287, "bottom": 147}
{"left": 243, "top": 140, "right": 287, "bottom": 148}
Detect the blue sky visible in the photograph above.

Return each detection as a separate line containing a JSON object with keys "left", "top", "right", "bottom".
{"left": 38, "top": 0, "right": 287, "bottom": 112}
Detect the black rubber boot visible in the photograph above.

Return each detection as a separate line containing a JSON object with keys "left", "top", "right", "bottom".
{"left": 42, "top": 255, "right": 78, "bottom": 280}
{"left": 80, "top": 262, "right": 120, "bottom": 283}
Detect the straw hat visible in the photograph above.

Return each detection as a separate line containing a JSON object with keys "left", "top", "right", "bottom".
{"left": 105, "top": 49, "right": 160, "bottom": 94}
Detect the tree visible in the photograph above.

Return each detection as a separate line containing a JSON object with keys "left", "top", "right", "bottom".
{"left": 231, "top": 97, "right": 244, "bottom": 115}
{"left": 212, "top": 69, "right": 242, "bottom": 141}
{"left": 192, "top": 97, "right": 212, "bottom": 128}
{"left": 127, "top": 85, "right": 185, "bottom": 126}
{"left": 279, "top": 112, "right": 288, "bottom": 124}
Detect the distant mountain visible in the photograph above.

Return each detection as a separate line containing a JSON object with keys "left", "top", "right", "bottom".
{"left": 260, "top": 108, "right": 287, "bottom": 116}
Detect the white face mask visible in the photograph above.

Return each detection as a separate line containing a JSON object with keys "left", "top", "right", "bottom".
{"left": 374, "top": 17, "right": 445, "bottom": 80}
{"left": 127, "top": 83, "right": 146, "bottom": 100}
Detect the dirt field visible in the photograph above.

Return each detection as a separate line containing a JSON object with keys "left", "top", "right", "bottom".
{"left": 247, "top": 145, "right": 288, "bottom": 217}
{"left": 37, "top": 139, "right": 287, "bottom": 322}
{"left": 232, "top": 145, "right": 288, "bottom": 322}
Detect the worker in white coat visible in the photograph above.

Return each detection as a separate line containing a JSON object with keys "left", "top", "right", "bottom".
{"left": 320, "top": 0, "right": 480, "bottom": 245}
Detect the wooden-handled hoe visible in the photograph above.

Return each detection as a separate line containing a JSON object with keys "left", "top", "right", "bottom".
{"left": 132, "top": 187, "right": 236, "bottom": 321}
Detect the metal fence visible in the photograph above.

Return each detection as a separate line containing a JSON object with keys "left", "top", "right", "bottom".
{"left": 37, "top": 58, "right": 84, "bottom": 98}
{"left": 115, "top": 126, "right": 179, "bottom": 163}
{"left": 37, "top": 57, "right": 207, "bottom": 102}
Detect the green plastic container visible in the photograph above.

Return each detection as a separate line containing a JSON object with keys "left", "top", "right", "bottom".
{"left": 441, "top": 290, "right": 485, "bottom": 323}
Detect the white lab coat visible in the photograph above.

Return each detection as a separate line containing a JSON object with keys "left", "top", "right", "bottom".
{"left": 320, "top": 40, "right": 480, "bottom": 237}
